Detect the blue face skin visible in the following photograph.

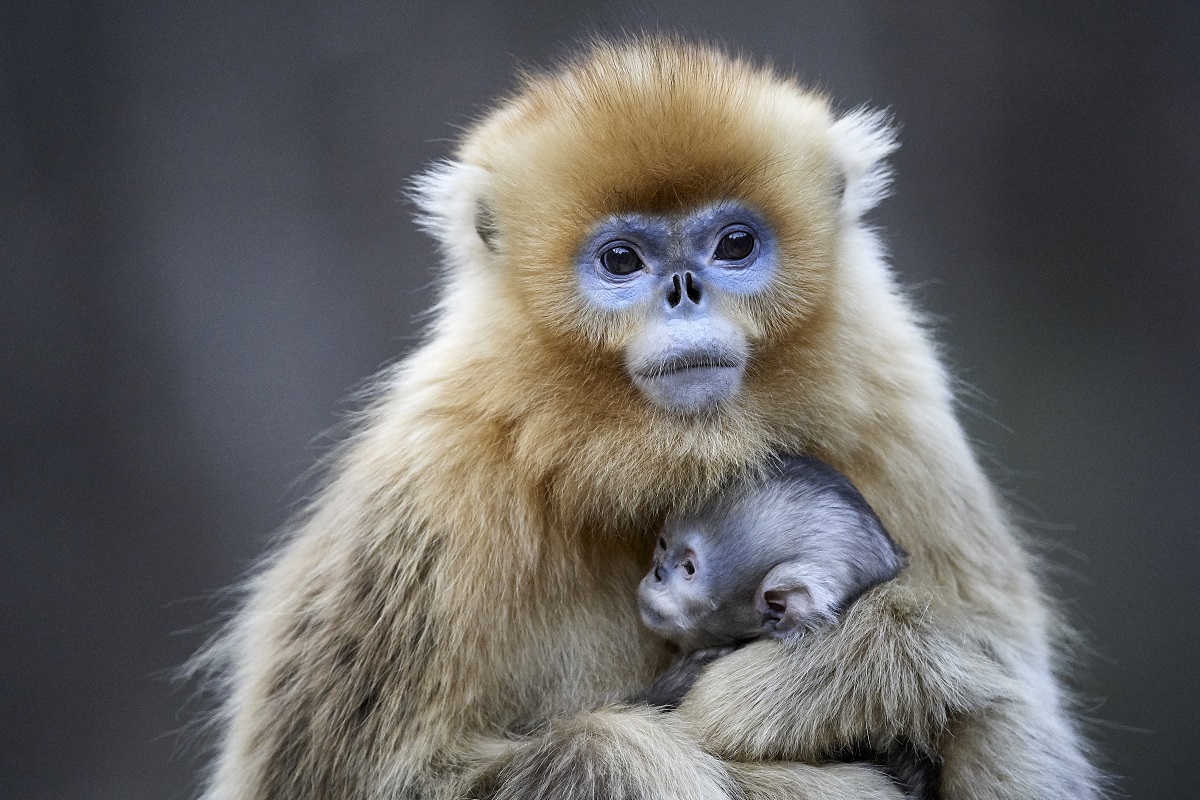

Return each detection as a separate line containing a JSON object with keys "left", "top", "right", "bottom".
{"left": 575, "top": 203, "right": 778, "bottom": 413}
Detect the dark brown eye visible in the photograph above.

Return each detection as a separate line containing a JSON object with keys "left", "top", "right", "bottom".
{"left": 682, "top": 558, "right": 696, "bottom": 577}
{"left": 600, "top": 244, "right": 643, "bottom": 275}
{"left": 713, "top": 229, "right": 754, "bottom": 261}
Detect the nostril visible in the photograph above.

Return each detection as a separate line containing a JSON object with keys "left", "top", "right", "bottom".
{"left": 666, "top": 274, "right": 682, "bottom": 307}
{"left": 684, "top": 272, "right": 702, "bottom": 304}
{"left": 653, "top": 562, "right": 663, "bottom": 581}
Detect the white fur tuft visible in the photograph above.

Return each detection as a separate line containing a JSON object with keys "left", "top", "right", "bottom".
{"left": 829, "top": 108, "right": 898, "bottom": 220}
{"left": 409, "top": 159, "right": 496, "bottom": 268}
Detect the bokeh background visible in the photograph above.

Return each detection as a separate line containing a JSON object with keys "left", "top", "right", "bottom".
{"left": 3, "top": 2, "right": 1197, "bottom": 798}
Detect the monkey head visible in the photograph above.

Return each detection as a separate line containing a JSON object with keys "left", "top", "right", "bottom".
{"left": 637, "top": 520, "right": 764, "bottom": 651}
{"left": 637, "top": 511, "right": 829, "bottom": 651}
{"left": 413, "top": 41, "right": 896, "bottom": 422}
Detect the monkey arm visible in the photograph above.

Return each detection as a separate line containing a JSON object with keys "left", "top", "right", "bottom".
{"left": 679, "top": 582, "right": 1006, "bottom": 758}
{"left": 676, "top": 580, "right": 1096, "bottom": 799}
{"left": 472, "top": 706, "right": 907, "bottom": 800}
{"left": 467, "top": 706, "right": 734, "bottom": 800}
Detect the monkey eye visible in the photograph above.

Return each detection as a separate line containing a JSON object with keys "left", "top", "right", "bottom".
{"left": 681, "top": 557, "right": 696, "bottom": 578}
{"left": 599, "top": 243, "right": 644, "bottom": 276}
{"left": 713, "top": 229, "right": 755, "bottom": 262}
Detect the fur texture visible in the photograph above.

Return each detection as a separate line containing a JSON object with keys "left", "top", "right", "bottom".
{"left": 195, "top": 39, "right": 1103, "bottom": 800}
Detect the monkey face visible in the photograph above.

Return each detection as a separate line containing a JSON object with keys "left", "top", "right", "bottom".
{"left": 573, "top": 203, "right": 780, "bottom": 413}
{"left": 638, "top": 531, "right": 713, "bottom": 648}
{"left": 638, "top": 523, "right": 764, "bottom": 649}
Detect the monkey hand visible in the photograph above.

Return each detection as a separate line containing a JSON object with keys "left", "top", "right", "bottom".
{"left": 482, "top": 705, "right": 736, "bottom": 800}
{"left": 632, "top": 645, "right": 740, "bottom": 710}
{"left": 692, "top": 644, "right": 741, "bottom": 660}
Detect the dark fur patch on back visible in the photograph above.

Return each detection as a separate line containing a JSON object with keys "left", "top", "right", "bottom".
{"left": 248, "top": 528, "right": 445, "bottom": 799}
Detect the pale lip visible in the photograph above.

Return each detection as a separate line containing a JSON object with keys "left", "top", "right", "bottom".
{"left": 637, "top": 579, "right": 673, "bottom": 633}
{"left": 634, "top": 351, "right": 742, "bottom": 379}
{"left": 631, "top": 357, "right": 745, "bottom": 413}
{"left": 638, "top": 595, "right": 675, "bottom": 639}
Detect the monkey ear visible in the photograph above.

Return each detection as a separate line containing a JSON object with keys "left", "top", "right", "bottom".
{"left": 409, "top": 160, "right": 501, "bottom": 264}
{"left": 473, "top": 198, "right": 499, "bottom": 253}
{"left": 755, "top": 562, "right": 838, "bottom": 640}
{"left": 828, "top": 108, "right": 898, "bottom": 220}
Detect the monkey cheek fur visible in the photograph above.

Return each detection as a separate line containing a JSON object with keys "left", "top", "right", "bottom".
{"left": 631, "top": 365, "right": 745, "bottom": 414}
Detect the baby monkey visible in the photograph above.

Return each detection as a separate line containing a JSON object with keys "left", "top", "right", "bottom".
{"left": 634, "top": 455, "right": 937, "bottom": 798}
{"left": 637, "top": 454, "right": 907, "bottom": 705}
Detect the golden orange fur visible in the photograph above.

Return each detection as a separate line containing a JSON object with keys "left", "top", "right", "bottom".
{"left": 195, "top": 39, "right": 1102, "bottom": 799}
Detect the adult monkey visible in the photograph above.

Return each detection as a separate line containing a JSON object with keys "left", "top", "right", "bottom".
{"left": 197, "top": 40, "right": 1103, "bottom": 800}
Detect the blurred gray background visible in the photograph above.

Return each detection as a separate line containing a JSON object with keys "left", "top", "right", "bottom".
{"left": 2, "top": 1, "right": 1196, "bottom": 798}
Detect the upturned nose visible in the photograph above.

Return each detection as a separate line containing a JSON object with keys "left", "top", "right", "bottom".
{"left": 664, "top": 271, "right": 703, "bottom": 309}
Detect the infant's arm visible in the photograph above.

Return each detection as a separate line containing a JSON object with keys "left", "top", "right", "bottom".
{"left": 628, "top": 646, "right": 737, "bottom": 710}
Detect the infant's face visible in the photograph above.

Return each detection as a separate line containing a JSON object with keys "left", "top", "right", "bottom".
{"left": 637, "top": 516, "right": 764, "bottom": 650}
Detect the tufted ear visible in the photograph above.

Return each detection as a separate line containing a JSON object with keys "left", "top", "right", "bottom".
{"left": 409, "top": 160, "right": 501, "bottom": 267}
{"left": 828, "top": 108, "right": 898, "bottom": 221}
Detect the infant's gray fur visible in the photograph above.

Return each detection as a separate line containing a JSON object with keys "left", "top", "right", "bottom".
{"left": 637, "top": 454, "right": 907, "bottom": 667}
{"left": 633, "top": 455, "right": 938, "bottom": 799}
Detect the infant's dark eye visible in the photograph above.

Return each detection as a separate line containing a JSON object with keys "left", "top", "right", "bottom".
{"left": 682, "top": 558, "right": 696, "bottom": 577}
{"left": 657, "top": 537, "right": 666, "bottom": 550}
{"left": 600, "top": 244, "right": 643, "bottom": 275}
{"left": 713, "top": 229, "right": 754, "bottom": 261}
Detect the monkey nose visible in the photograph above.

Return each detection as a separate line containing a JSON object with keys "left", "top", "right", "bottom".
{"left": 653, "top": 562, "right": 664, "bottom": 581}
{"left": 664, "top": 272, "right": 703, "bottom": 309}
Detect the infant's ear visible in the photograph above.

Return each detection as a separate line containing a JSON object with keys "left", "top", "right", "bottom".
{"left": 755, "top": 563, "right": 837, "bottom": 639}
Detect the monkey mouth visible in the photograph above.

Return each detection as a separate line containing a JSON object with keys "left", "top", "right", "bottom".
{"left": 635, "top": 352, "right": 743, "bottom": 379}
{"left": 627, "top": 344, "right": 748, "bottom": 414}
{"left": 638, "top": 592, "right": 681, "bottom": 639}
{"left": 630, "top": 357, "right": 745, "bottom": 414}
